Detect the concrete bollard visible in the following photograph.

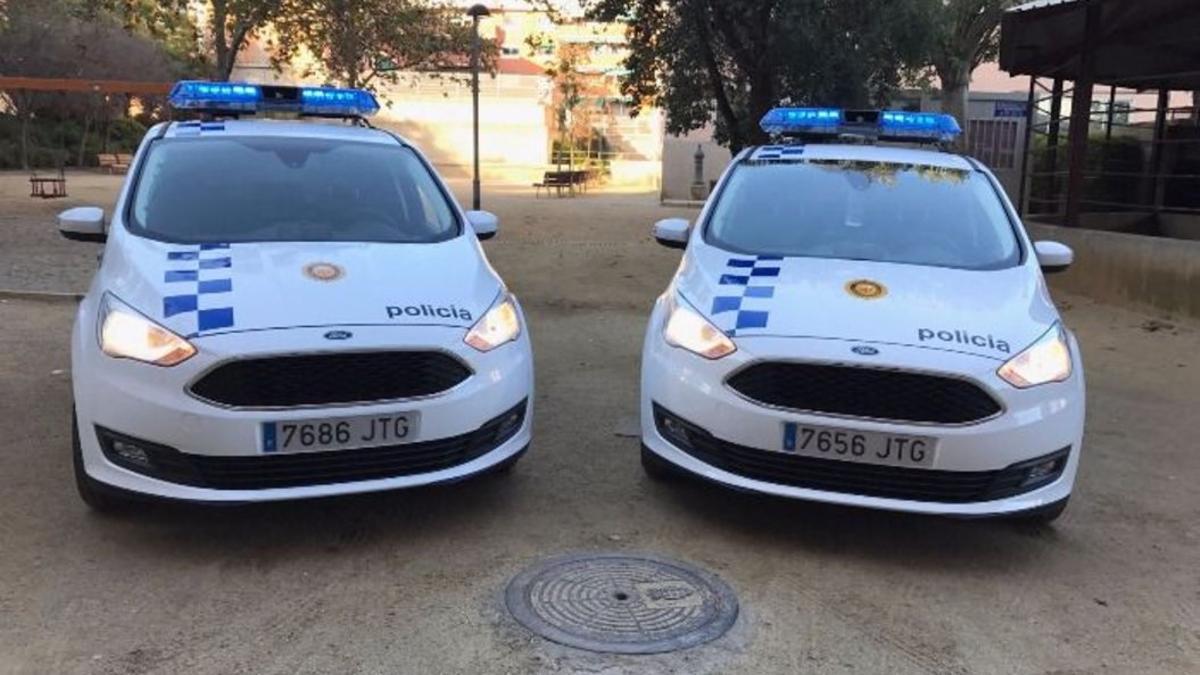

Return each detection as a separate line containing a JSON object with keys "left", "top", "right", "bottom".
{"left": 690, "top": 144, "right": 707, "bottom": 200}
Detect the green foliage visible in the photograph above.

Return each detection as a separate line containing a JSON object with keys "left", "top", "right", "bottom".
{"left": 925, "top": 0, "right": 1013, "bottom": 79}
{"left": 1163, "top": 126, "right": 1200, "bottom": 210}
{"left": 1028, "top": 134, "right": 1146, "bottom": 214}
{"left": 204, "top": 0, "right": 284, "bottom": 80}
{"left": 588, "top": 0, "right": 938, "bottom": 151}
{"left": 80, "top": 0, "right": 210, "bottom": 74}
{"left": 0, "top": 0, "right": 184, "bottom": 168}
{"left": 0, "top": 115, "right": 146, "bottom": 169}
{"left": 1084, "top": 135, "right": 1144, "bottom": 207}
{"left": 922, "top": 0, "right": 1015, "bottom": 144}
{"left": 269, "top": 0, "right": 493, "bottom": 92}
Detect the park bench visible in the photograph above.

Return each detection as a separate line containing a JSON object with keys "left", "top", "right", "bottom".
{"left": 533, "top": 171, "right": 574, "bottom": 197}
{"left": 569, "top": 170, "right": 589, "bottom": 193}
{"left": 533, "top": 169, "right": 599, "bottom": 197}
{"left": 96, "top": 153, "right": 132, "bottom": 174}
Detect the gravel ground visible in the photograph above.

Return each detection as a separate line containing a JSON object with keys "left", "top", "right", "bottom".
{"left": 0, "top": 171, "right": 1198, "bottom": 674}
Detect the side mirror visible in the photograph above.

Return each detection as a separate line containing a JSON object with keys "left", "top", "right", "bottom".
{"left": 58, "top": 206, "right": 107, "bottom": 243}
{"left": 653, "top": 218, "right": 690, "bottom": 249}
{"left": 466, "top": 210, "right": 499, "bottom": 240}
{"left": 1034, "top": 240, "right": 1073, "bottom": 274}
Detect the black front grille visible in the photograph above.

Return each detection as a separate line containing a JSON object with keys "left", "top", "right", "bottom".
{"left": 727, "top": 362, "right": 1002, "bottom": 424}
{"left": 96, "top": 400, "right": 526, "bottom": 490}
{"left": 654, "top": 404, "right": 1068, "bottom": 504}
{"left": 190, "top": 351, "right": 472, "bottom": 408}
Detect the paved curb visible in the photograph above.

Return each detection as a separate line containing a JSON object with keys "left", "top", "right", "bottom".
{"left": 660, "top": 199, "right": 705, "bottom": 208}
{"left": 0, "top": 289, "right": 83, "bottom": 303}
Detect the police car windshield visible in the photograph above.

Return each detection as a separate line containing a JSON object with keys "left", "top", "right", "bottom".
{"left": 129, "top": 136, "right": 458, "bottom": 243}
{"left": 706, "top": 160, "right": 1019, "bottom": 270}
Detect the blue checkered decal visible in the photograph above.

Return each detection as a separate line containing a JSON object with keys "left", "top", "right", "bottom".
{"left": 710, "top": 255, "right": 782, "bottom": 336}
{"left": 749, "top": 145, "right": 804, "bottom": 161}
{"left": 174, "top": 121, "right": 226, "bottom": 136}
{"left": 162, "top": 244, "right": 234, "bottom": 335}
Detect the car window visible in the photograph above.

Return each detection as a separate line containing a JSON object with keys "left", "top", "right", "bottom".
{"left": 705, "top": 159, "right": 1020, "bottom": 270}
{"left": 129, "top": 136, "right": 459, "bottom": 243}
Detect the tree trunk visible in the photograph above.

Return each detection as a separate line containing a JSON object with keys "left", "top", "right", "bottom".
{"left": 939, "top": 62, "right": 971, "bottom": 149}
{"left": 693, "top": 9, "right": 742, "bottom": 152}
{"left": 209, "top": 0, "right": 249, "bottom": 81}
{"left": 746, "top": 72, "right": 776, "bottom": 148}
{"left": 19, "top": 116, "right": 29, "bottom": 170}
{"left": 77, "top": 112, "right": 91, "bottom": 168}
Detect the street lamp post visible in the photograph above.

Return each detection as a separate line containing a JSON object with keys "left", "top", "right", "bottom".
{"left": 467, "top": 4, "right": 490, "bottom": 211}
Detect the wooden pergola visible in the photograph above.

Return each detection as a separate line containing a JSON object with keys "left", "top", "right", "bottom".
{"left": 1000, "top": 0, "right": 1200, "bottom": 227}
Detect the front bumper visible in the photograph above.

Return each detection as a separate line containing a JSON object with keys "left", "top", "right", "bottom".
{"left": 72, "top": 316, "right": 533, "bottom": 502}
{"left": 639, "top": 303, "right": 1086, "bottom": 516}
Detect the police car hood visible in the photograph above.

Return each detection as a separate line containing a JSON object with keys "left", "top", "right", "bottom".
{"left": 110, "top": 234, "right": 501, "bottom": 338}
{"left": 678, "top": 246, "right": 1059, "bottom": 361}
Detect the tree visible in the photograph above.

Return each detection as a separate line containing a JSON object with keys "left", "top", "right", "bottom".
{"left": 589, "top": 0, "right": 936, "bottom": 152}
{"left": 925, "top": 0, "right": 1015, "bottom": 146}
{"left": 82, "top": 0, "right": 209, "bottom": 75}
{"left": 206, "top": 0, "right": 282, "bottom": 81}
{"left": 0, "top": 0, "right": 177, "bottom": 167}
{"left": 547, "top": 44, "right": 586, "bottom": 171}
{"left": 269, "top": 0, "right": 489, "bottom": 92}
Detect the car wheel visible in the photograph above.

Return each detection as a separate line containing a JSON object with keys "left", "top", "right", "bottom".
{"left": 1014, "top": 497, "right": 1069, "bottom": 525}
{"left": 72, "top": 410, "right": 129, "bottom": 513}
{"left": 641, "top": 444, "right": 682, "bottom": 482}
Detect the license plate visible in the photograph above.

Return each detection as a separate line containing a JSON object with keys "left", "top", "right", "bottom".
{"left": 781, "top": 422, "right": 935, "bottom": 468}
{"left": 262, "top": 412, "right": 419, "bottom": 454}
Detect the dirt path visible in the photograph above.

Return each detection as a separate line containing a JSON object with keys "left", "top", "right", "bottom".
{"left": 0, "top": 172, "right": 1197, "bottom": 674}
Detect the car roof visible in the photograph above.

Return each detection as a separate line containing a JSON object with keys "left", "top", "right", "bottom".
{"left": 160, "top": 119, "right": 405, "bottom": 145}
{"left": 744, "top": 143, "right": 975, "bottom": 171}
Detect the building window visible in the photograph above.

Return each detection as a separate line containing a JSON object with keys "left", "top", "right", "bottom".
{"left": 967, "top": 118, "right": 1020, "bottom": 170}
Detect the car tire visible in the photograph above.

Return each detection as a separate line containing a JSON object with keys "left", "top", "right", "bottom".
{"left": 1014, "top": 497, "right": 1069, "bottom": 525}
{"left": 72, "top": 411, "right": 129, "bottom": 513}
{"left": 641, "top": 444, "right": 682, "bottom": 482}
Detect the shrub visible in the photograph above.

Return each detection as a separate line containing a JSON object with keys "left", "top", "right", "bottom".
{"left": 0, "top": 113, "right": 147, "bottom": 169}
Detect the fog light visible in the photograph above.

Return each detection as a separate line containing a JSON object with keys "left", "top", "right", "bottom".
{"left": 658, "top": 413, "right": 692, "bottom": 449}
{"left": 497, "top": 411, "right": 523, "bottom": 436}
{"left": 1021, "top": 457, "right": 1062, "bottom": 486}
{"left": 110, "top": 439, "right": 152, "bottom": 468}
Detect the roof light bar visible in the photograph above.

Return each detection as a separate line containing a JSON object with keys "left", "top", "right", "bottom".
{"left": 760, "top": 106, "right": 960, "bottom": 143}
{"left": 879, "top": 110, "right": 961, "bottom": 140}
{"left": 759, "top": 107, "right": 844, "bottom": 135}
{"left": 168, "top": 81, "right": 380, "bottom": 117}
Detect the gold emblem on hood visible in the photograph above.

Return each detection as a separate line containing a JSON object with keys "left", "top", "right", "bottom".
{"left": 304, "top": 262, "right": 344, "bottom": 282}
{"left": 846, "top": 279, "right": 886, "bottom": 300}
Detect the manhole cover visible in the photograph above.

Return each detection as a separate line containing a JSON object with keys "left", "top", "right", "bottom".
{"left": 505, "top": 552, "right": 738, "bottom": 654}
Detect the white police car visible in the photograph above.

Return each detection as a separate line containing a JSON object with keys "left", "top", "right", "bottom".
{"left": 641, "top": 108, "right": 1084, "bottom": 522}
{"left": 58, "top": 82, "right": 533, "bottom": 510}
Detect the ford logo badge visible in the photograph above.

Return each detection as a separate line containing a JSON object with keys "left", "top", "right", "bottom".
{"left": 851, "top": 345, "right": 879, "bottom": 356}
{"left": 324, "top": 330, "right": 353, "bottom": 341}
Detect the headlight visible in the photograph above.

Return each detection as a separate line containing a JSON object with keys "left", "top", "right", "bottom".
{"left": 662, "top": 293, "right": 736, "bottom": 359}
{"left": 97, "top": 293, "right": 196, "bottom": 366}
{"left": 997, "top": 324, "right": 1072, "bottom": 388}
{"left": 465, "top": 293, "right": 521, "bottom": 352}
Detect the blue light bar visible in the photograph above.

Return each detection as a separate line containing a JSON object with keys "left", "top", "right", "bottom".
{"left": 760, "top": 106, "right": 960, "bottom": 143}
{"left": 759, "top": 107, "right": 844, "bottom": 136}
{"left": 297, "top": 86, "right": 380, "bottom": 116}
{"left": 168, "top": 81, "right": 379, "bottom": 117}
{"left": 169, "top": 82, "right": 262, "bottom": 112}
{"left": 879, "top": 110, "right": 961, "bottom": 141}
